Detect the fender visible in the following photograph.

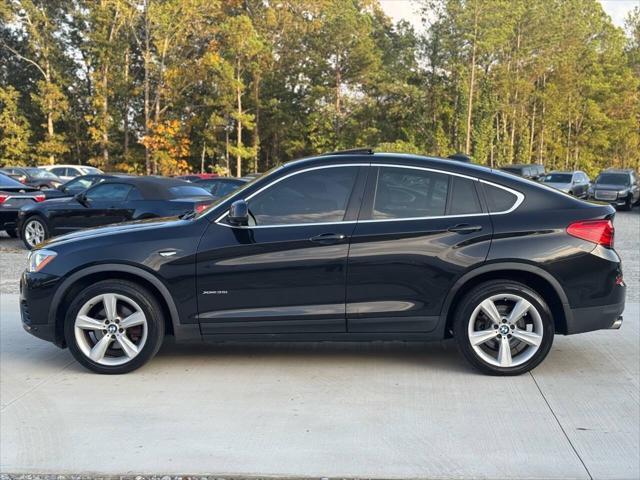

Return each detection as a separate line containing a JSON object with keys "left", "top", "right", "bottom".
{"left": 50, "top": 263, "right": 201, "bottom": 343}
{"left": 437, "top": 261, "right": 573, "bottom": 331}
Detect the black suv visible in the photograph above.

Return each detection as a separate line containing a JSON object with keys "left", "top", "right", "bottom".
{"left": 20, "top": 151, "right": 625, "bottom": 375}
{"left": 590, "top": 169, "right": 639, "bottom": 210}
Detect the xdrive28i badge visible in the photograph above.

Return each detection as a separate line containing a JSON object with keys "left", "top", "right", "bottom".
{"left": 202, "top": 290, "right": 228, "bottom": 295}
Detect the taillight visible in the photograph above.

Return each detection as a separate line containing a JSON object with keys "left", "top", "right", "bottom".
{"left": 195, "top": 203, "right": 211, "bottom": 213}
{"left": 0, "top": 194, "right": 7, "bottom": 204}
{"left": 34, "top": 194, "right": 45, "bottom": 202}
{"left": 567, "top": 219, "right": 614, "bottom": 248}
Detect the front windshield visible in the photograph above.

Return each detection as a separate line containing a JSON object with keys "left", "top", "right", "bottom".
{"left": 194, "top": 166, "right": 280, "bottom": 218}
{"left": 595, "top": 173, "right": 629, "bottom": 186}
{"left": 25, "top": 168, "right": 57, "bottom": 179}
{"left": 543, "top": 173, "right": 572, "bottom": 183}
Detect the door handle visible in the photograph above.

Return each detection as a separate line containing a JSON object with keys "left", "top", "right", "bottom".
{"left": 309, "top": 233, "right": 347, "bottom": 244}
{"left": 447, "top": 224, "right": 482, "bottom": 234}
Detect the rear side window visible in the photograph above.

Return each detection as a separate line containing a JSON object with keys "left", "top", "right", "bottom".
{"left": 249, "top": 166, "right": 359, "bottom": 225}
{"left": 372, "top": 167, "right": 449, "bottom": 219}
{"left": 483, "top": 183, "right": 518, "bottom": 213}
{"left": 448, "top": 176, "right": 482, "bottom": 215}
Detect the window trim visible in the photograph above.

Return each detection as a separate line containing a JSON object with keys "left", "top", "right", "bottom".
{"left": 214, "top": 163, "right": 524, "bottom": 229}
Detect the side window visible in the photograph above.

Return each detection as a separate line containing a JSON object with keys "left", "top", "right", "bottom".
{"left": 126, "top": 187, "right": 144, "bottom": 201}
{"left": 448, "top": 176, "right": 482, "bottom": 215}
{"left": 483, "top": 183, "right": 519, "bottom": 213}
{"left": 249, "top": 167, "right": 358, "bottom": 225}
{"left": 371, "top": 167, "right": 449, "bottom": 219}
{"left": 51, "top": 167, "right": 66, "bottom": 176}
{"left": 217, "top": 181, "right": 240, "bottom": 196}
{"left": 85, "top": 183, "right": 132, "bottom": 201}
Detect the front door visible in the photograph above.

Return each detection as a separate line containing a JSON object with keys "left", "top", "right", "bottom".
{"left": 196, "top": 165, "right": 367, "bottom": 335}
{"left": 346, "top": 165, "right": 493, "bottom": 333}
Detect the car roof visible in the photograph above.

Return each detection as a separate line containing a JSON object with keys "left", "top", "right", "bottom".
{"left": 97, "top": 175, "right": 209, "bottom": 199}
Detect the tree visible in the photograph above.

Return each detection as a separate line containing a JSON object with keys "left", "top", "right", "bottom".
{"left": 0, "top": 85, "right": 31, "bottom": 165}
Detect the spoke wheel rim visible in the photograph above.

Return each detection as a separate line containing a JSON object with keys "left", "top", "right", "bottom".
{"left": 25, "top": 220, "right": 45, "bottom": 247}
{"left": 74, "top": 293, "right": 148, "bottom": 366}
{"left": 468, "top": 293, "right": 544, "bottom": 368}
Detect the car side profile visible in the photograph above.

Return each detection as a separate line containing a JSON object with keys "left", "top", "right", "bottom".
{"left": 20, "top": 151, "right": 625, "bottom": 375}
{"left": 17, "top": 176, "right": 214, "bottom": 249}
{"left": 0, "top": 167, "right": 63, "bottom": 189}
{"left": 39, "top": 164, "right": 103, "bottom": 182}
{"left": 0, "top": 173, "right": 45, "bottom": 237}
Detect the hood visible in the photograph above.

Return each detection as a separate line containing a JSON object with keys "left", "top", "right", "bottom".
{"left": 41, "top": 216, "right": 182, "bottom": 248}
{"left": 593, "top": 183, "right": 629, "bottom": 191}
{"left": 543, "top": 182, "right": 571, "bottom": 191}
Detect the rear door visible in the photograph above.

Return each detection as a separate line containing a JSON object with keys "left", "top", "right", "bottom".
{"left": 346, "top": 165, "right": 493, "bottom": 333}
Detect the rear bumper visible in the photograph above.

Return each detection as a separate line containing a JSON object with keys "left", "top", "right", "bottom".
{"left": 565, "top": 300, "right": 625, "bottom": 335}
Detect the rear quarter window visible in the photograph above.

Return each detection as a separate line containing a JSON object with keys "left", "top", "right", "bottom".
{"left": 483, "top": 183, "right": 518, "bottom": 213}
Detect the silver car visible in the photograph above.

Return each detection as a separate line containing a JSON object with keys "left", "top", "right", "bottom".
{"left": 541, "top": 171, "right": 590, "bottom": 198}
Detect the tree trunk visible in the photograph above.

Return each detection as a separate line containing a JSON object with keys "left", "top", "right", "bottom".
{"left": 123, "top": 46, "right": 130, "bottom": 161}
{"left": 252, "top": 74, "right": 260, "bottom": 173}
{"left": 200, "top": 142, "right": 206, "bottom": 173}
{"left": 464, "top": 4, "right": 479, "bottom": 155}
{"left": 143, "top": 0, "right": 151, "bottom": 175}
{"left": 101, "top": 64, "right": 109, "bottom": 169}
{"left": 236, "top": 61, "right": 242, "bottom": 178}
{"left": 528, "top": 100, "right": 536, "bottom": 163}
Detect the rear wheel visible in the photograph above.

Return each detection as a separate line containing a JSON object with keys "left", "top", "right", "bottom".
{"left": 453, "top": 280, "right": 554, "bottom": 375}
{"left": 64, "top": 280, "right": 165, "bottom": 374}
{"left": 21, "top": 216, "right": 49, "bottom": 249}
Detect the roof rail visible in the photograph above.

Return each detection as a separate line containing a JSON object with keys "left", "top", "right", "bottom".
{"left": 325, "top": 148, "right": 374, "bottom": 156}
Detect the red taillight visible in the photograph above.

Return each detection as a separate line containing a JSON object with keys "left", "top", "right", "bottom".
{"left": 567, "top": 219, "right": 614, "bottom": 248}
{"left": 0, "top": 194, "right": 7, "bottom": 204}
{"left": 195, "top": 203, "right": 211, "bottom": 213}
{"left": 34, "top": 194, "right": 45, "bottom": 202}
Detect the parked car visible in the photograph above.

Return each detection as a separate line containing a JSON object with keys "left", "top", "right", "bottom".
{"left": 0, "top": 167, "right": 63, "bottom": 189}
{"left": 42, "top": 174, "right": 131, "bottom": 199}
{"left": 39, "top": 164, "right": 103, "bottom": 182}
{"left": 541, "top": 171, "right": 590, "bottom": 198}
{"left": 0, "top": 173, "right": 45, "bottom": 237}
{"left": 241, "top": 172, "right": 263, "bottom": 181}
{"left": 500, "top": 164, "right": 545, "bottom": 181}
{"left": 195, "top": 177, "right": 248, "bottom": 199}
{"left": 176, "top": 173, "right": 219, "bottom": 182}
{"left": 589, "top": 169, "right": 639, "bottom": 210}
{"left": 19, "top": 150, "right": 625, "bottom": 375}
{"left": 17, "top": 176, "right": 214, "bottom": 249}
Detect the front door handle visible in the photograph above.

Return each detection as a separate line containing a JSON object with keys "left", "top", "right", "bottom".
{"left": 310, "top": 233, "right": 347, "bottom": 244}
{"left": 447, "top": 224, "right": 482, "bottom": 234}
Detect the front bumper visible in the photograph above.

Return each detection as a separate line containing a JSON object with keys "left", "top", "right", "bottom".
{"left": 20, "top": 271, "right": 64, "bottom": 346}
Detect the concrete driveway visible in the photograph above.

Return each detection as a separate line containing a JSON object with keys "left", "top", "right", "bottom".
{"left": 1, "top": 292, "right": 638, "bottom": 479}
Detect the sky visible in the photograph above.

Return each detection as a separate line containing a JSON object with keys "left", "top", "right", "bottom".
{"left": 379, "top": 0, "right": 638, "bottom": 31}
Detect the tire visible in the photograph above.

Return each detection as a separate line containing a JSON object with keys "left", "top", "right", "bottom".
{"left": 4, "top": 228, "right": 17, "bottom": 238}
{"left": 452, "top": 280, "right": 554, "bottom": 376}
{"left": 621, "top": 196, "right": 632, "bottom": 211}
{"left": 64, "top": 280, "right": 165, "bottom": 374}
{"left": 21, "top": 216, "right": 49, "bottom": 249}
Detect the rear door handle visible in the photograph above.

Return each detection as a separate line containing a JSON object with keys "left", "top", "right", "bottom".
{"left": 447, "top": 224, "right": 482, "bottom": 234}
{"left": 310, "top": 233, "right": 347, "bottom": 244}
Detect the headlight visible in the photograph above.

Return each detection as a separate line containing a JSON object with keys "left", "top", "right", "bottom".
{"left": 27, "top": 249, "right": 57, "bottom": 273}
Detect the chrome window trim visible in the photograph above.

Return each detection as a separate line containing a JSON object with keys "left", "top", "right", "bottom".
{"left": 214, "top": 163, "right": 525, "bottom": 229}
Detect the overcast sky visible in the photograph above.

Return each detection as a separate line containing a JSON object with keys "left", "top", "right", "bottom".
{"left": 379, "top": 0, "right": 638, "bottom": 30}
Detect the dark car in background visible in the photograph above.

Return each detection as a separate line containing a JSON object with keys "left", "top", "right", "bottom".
{"left": 43, "top": 174, "right": 131, "bottom": 199}
{"left": 195, "top": 177, "right": 247, "bottom": 199}
{"left": 18, "top": 176, "right": 214, "bottom": 249}
{"left": 176, "top": 173, "right": 219, "bottom": 182}
{"left": 500, "top": 164, "right": 545, "bottom": 181}
{"left": 589, "top": 169, "right": 639, "bottom": 210}
{"left": 541, "top": 171, "right": 590, "bottom": 198}
{"left": 19, "top": 151, "right": 624, "bottom": 375}
{"left": 0, "top": 173, "right": 45, "bottom": 237}
{"left": 0, "top": 167, "right": 64, "bottom": 189}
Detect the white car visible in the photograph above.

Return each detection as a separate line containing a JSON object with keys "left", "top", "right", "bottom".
{"left": 39, "top": 164, "right": 103, "bottom": 182}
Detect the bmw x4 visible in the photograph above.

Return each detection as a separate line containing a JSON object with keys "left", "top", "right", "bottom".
{"left": 20, "top": 151, "right": 626, "bottom": 375}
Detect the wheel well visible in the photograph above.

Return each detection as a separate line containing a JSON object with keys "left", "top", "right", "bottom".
{"left": 54, "top": 271, "right": 175, "bottom": 346}
{"left": 444, "top": 270, "right": 567, "bottom": 337}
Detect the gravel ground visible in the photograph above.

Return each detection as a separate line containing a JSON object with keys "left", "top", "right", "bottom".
{"left": 0, "top": 210, "right": 638, "bottom": 299}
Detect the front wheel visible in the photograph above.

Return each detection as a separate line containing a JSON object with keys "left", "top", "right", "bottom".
{"left": 64, "top": 280, "right": 165, "bottom": 374}
{"left": 21, "top": 216, "right": 49, "bottom": 249}
{"left": 453, "top": 280, "right": 554, "bottom": 375}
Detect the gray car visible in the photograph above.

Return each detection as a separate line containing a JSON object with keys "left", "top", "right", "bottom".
{"left": 541, "top": 171, "right": 590, "bottom": 198}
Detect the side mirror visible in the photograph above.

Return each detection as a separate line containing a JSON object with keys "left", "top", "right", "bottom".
{"left": 228, "top": 199, "right": 249, "bottom": 226}
{"left": 75, "top": 192, "right": 88, "bottom": 206}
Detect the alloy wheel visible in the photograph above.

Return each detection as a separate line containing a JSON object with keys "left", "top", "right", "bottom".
{"left": 467, "top": 293, "right": 544, "bottom": 368}
{"left": 74, "top": 293, "right": 148, "bottom": 366}
{"left": 24, "top": 219, "right": 46, "bottom": 247}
